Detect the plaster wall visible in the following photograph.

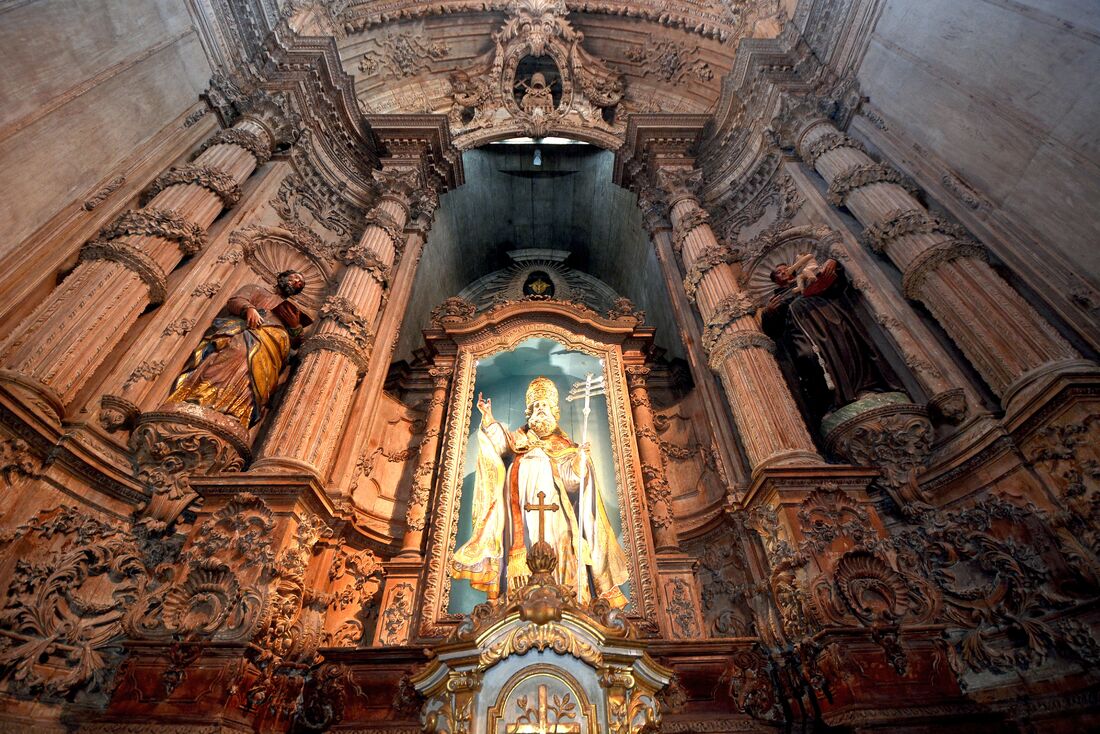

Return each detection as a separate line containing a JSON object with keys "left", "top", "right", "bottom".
{"left": 857, "top": 0, "right": 1100, "bottom": 279}
{"left": 0, "top": 0, "right": 211, "bottom": 259}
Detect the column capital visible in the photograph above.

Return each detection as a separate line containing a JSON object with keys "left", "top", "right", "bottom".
{"left": 428, "top": 364, "right": 452, "bottom": 389}
{"left": 405, "top": 182, "right": 441, "bottom": 237}
{"left": 371, "top": 165, "right": 425, "bottom": 212}
{"left": 236, "top": 91, "right": 303, "bottom": 153}
{"left": 654, "top": 166, "right": 705, "bottom": 209}
{"left": 635, "top": 186, "right": 671, "bottom": 235}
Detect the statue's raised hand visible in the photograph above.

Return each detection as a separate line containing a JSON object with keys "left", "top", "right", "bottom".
{"left": 476, "top": 392, "right": 494, "bottom": 424}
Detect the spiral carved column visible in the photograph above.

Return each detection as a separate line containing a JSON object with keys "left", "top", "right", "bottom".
{"left": 253, "top": 167, "right": 433, "bottom": 478}
{"left": 797, "top": 117, "right": 1089, "bottom": 411}
{"left": 655, "top": 167, "right": 821, "bottom": 472}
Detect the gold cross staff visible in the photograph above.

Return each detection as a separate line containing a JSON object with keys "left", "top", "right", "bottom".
{"left": 524, "top": 490, "right": 559, "bottom": 545}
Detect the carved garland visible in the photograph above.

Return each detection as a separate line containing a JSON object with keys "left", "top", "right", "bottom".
{"left": 320, "top": 295, "right": 374, "bottom": 351}
{"left": 801, "top": 131, "right": 866, "bottom": 167}
{"left": 700, "top": 293, "right": 757, "bottom": 356}
{"left": 706, "top": 331, "right": 775, "bottom": 371}
{"left": 98, "top": 208, "right": 207, "bottom": 255}
{"left": 79, "top": 239, "right": 169, "bottom": 305}
{"left": 901, "top": 239, "right": 989, "bottom": 301}
{"left": 671, "top": 207, "right": 712, "bottom": 253}
{"left": 363, "top": 207, "right": 408, "bottom": 259}
{"left": 861, "top": 208, "right": 967, "bottom": 254}
{"left": 143, "top": 164, "right": 242, "bottom": 207}
{"left": 335, "top": 244, "right": 392, "bottom": 286}
{"left": 826, "top": 163, "right": 918, "bottom": 207}
{"left": 298, "top": 333, "right": 371, "bottom": 375}
{"left": 683, "top": 245, "right": 735, "bottom": 302}
{"left": 195, "top": 127, "right": 271, "bottom": 165}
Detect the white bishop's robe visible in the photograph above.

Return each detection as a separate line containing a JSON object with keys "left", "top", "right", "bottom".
{"left": 451, "top": 419, "right": 630, "bottom": 606}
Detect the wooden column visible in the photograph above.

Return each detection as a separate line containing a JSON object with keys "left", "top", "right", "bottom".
{"left": 796, "top": 117, "right": 1090, "bottom": 412}
{"left": 253, "top": 166, "right": 433, "bottom": 478}
{"left": 328, "top": 190, "right": 438, "bottom": 493}
{"left": 655, "top": 166, "right": 821, "bottom": 472}
{"left": 625, "top": 364, "right": 679, "bottom": 552}
{"left": 399, "top": 364, "right": 451, "bottom": 556}
{"left": 0, "top": 107, "right": 288, "bottom": 420}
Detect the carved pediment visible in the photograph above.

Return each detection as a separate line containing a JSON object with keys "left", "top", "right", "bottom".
{"left": 445, "top": 1, "right": 627, "bottom": 148}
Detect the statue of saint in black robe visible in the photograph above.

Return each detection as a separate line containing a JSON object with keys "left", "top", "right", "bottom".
{"left": 762, "top": 259, "right": 902, "bottom": 420}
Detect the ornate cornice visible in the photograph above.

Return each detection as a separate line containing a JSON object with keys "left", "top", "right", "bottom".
{"left": 340, "top": 0, "right": 743, "bottom": 41}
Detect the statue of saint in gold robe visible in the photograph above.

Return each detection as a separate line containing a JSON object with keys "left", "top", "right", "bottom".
{"left": 166, "top": 272, "right": 309, "bottom": 427}
{"left": 452, "top": 376, "right": 630, "bottom": 607}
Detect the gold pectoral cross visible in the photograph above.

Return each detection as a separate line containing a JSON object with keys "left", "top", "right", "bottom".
{"left": 506, "top": 684, "right": 582, "bottom": 734}
{"left": 524, "top": 490, "right": 559, "bottom": 545}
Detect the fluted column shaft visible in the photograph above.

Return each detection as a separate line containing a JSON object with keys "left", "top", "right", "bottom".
{"left": 626, "top": 364, "right": 679, "bottom": 552}
{"left": 798, "top": 119, "right": 1082, "bottom": 406}
{"left": 0, "top": 117, "right": 273, "bottom": 416}
{"left": 400, "top": 365, "right": 451, "bottom": 556}
{"left": 658, "top": 170, "right": 821, "bottom": 471}
{"left": 255, "top": 173, "right": 424, "bottom": 477}
{"left": 330, "top": 217, "right": 433, "bottom": 494}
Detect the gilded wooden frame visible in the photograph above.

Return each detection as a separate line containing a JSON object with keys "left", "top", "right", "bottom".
{"left": 416, "top": 306, "right": 659, "bottom": 639}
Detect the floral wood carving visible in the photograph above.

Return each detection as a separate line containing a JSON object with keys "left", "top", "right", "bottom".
{"left": 0, "top": 506, "right": 149, "bottom": 699}
{"left": 358, "top": 28, "right": 449, "bottom": 77}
